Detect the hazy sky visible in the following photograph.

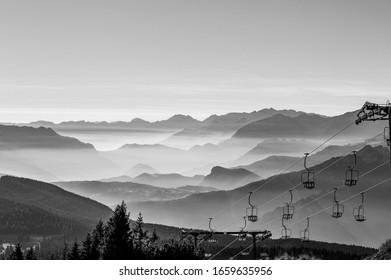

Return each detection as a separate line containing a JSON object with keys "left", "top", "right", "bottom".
{"left": 1, "top": 0, "right": 390, "bottom": 122}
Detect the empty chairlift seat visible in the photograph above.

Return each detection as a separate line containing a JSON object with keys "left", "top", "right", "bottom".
{"left": 246, "top": 192, "right": 258, "bottom": 222}
{"left": 354, "top": 192, "right": 366, "bottom": 222}
{"left": 345, "top": 151, "right": 359, "bottom": 187}
{"left": 300, "top": 217, "right": 310, "bottom": 242}
{"left": 207, "top": 218, "right": 218, "bottom": 243}
{"left": 281, "top": 217, "right": 291, "bottom": 240}
{"left": 282, "top": 190, "right": 295, "bottom": 220}
{"left": 331, "top": 188, "right": 344, "bottom": 219}
{"left": 238, "top": 216, "right": 247, "bottom": 241}
{"left": 301, "top": 153, "right": 316, "bottom": 189}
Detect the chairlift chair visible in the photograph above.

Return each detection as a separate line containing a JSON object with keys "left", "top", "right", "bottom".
{"left": 300, "top": 218, "right": 310, "bottom": 242}
{"left": 246, "top": 192, "right": 258, "bottom": 222}
{"left": 282, "top": 190, "right": 295, "bottom": 219}
{"left": 345, "top": 151, "right": 360, "bottom": 187}
{"left": 385, "top": 127, "right": 390, "bottom": 146}
{"left": 301, "top": 153, "right": 316, "bottom": 189}
{"left": 238, "top": 216, "right": 247, "bottom": 241}
{"left": 281, "top": 216, "right": 291, "bottom": 240}
{"left": 331, "top": 188, "right": 344, "bottom": 219}
{"left": 207, "top": 218, "right": 218, "bottom": 243}
{"left": 354, "top": 192, "right": 366, "bottom": 222}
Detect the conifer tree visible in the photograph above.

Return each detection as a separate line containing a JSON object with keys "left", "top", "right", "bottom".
{"left": 103, "top": 201, "right": 134, "bottom": 260}
{"left": 90, "top": 219, "right": 105, "bottom": 260}
{"left": 81, "top": 233, "right": 93, "bottom": 260}
{"left": 67, "top": 240, "right": 80, "bottom": 260}
{"left": 25, "top": 247, "right": 37, "bottom": 260}
{"left": 8, "top": 243, "right": 24, "bottom": 260}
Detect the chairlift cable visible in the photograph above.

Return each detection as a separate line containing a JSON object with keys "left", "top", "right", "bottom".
{"left": 229, "top": 175, "right": 391, "bottom": 260}
{"left": 255, "top": 159, "right": 390, "bottom": 230}
{"left": 207, "top": 133, "right": 385, "bottom": 258}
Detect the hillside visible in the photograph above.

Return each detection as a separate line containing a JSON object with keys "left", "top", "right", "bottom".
{"left": 0, "top": 176, "right": 112, "bottom": 228}
{"left": 0, "top": 125, "right": 119, "bottom": 182}
{"left": 0, "top": 197, "right": 88, "bottom": 237}
{"left": 235, "top": 156, "right": 302, "bottom": 178}
{"left": 0, "top": 125, "right": 94, "bottom": 150}
{"left": 368, "top": 239, "right": 391, "bottom": 260}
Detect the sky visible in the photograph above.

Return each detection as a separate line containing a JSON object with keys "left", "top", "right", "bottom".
{"left": 1, "top": 0, "right": 390, "bottom": 123}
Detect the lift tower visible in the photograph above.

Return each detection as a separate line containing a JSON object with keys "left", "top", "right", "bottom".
{"left": 355, "top": 101, "right": 391, "bottom": 163}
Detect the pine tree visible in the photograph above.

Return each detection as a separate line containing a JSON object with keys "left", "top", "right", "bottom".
{"left": 67, "top": 240, "right": 80, "bottom": 260}
{"left": 87, "top": 219, "right": 105, "bottom": 260}
{"left": 103, "top": 201, "right": 134, "bottom": 260}
{"left": 134, "top": 213, "right": 146, "bottom": 247}
{"left": 81, "top": 233, "right": 93, "bottom": 260}
{"left": 133, "top": 212, "right": 148, "bottom": 258}
{"left": 8, "top": 244, "right": 24, "bottom": 260}
{"left": 151, "top": 229, "right": 159, "bottom": 243}
{"left": 25, "top": 247, "right": 37, "bottom": 260}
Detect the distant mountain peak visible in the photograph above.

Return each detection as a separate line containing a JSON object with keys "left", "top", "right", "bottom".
{"left": 168, "top": 114, "right": 197, "bottom": 121}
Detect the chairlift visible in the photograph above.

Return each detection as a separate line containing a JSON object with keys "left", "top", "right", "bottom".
{"left": 207, "top": 218, "right": 218, "bottom": 243}
{"left": 282, "top": 190, "right": 295, "bottom": 219}
{"left": 301, "top": 153, "right": 316, "bottom": 189}
{"left": 385, "top": 127, "right": 390, "bottom": 146}
{"left": 331, "top": 188, "right": 344, "bottom": 218}
{"left": 345, "top": 151, "right": 360, "bottom": 187}
{"left": 300, "top": 217, "right": 310, "bottom": 242}
{"left": 281, "top": 216, "right": 291, "bottom": 240}
{"left": 353, "top": 192, "right": 366, "bottom": 222}
{"left": 246, "top": 192, "right": 258, "bottom": 222}
{"left": 238, "top": 216, "right": 247, "bottom": 242}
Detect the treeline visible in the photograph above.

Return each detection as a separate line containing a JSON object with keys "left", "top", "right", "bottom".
{"left": 5, "top": 202, "right": 203, "bottom": 260}
{"left": 3, "top": 201, "right": 378, "bottom": 260}
{"left": 217, "top": 243, "right": 375, "bottom": 260}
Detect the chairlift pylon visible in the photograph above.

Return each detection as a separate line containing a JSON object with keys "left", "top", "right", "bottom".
{"left": 301, "top": 153, "right": 316, "bottom": 189}
{"left": 331, "top": 188, "right": 344, "bottom": 219}
{"left": 246, "top": 192, "right": 258, "bottom": 222}
{"left": 238, "top": 216, "right": 247, "bottom": 242}
{"left": 345, "top": 151, "right": 359, "bottom": 187}
{"left": 354, "top": 192, "right": 366, "bottom": 222}
{"left": 300, "top": 217, "right": 310, "bottom": 242}
{"left": 282, "top": 190, "right": 295, "bottom": 220}
{"left": 281, "top": 216, "right": 291, "bottom": 240}
{"left": 207, "top": 218, "right": 218, "bottom": 243}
